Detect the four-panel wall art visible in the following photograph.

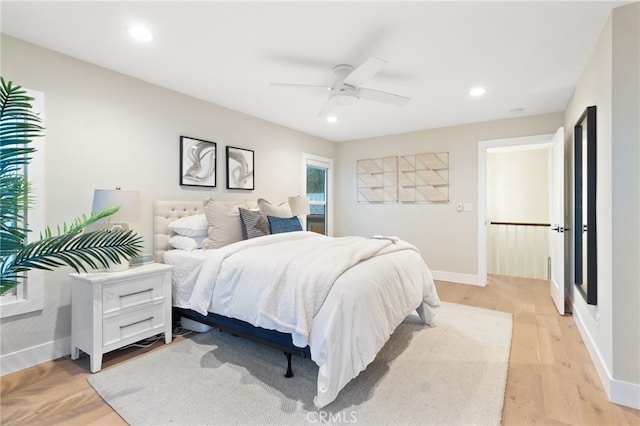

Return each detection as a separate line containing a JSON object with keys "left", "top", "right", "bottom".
{"left": 357, "top": 152, "right": 449, "bottom": 204}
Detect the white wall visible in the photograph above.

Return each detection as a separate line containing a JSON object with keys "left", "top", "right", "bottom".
{"left": 564, "top": 1, "right": 639, "bottom": 408}
{"left": 0, "top": 35, "right": 335, "bottom": 370}
{"left": 487, "top": 147, "right": 549, "bottom": 223}
{"left": 610, "top": 1, "right": 640, "bottom": 395}
{"left": 335, "top": 114, "right": 563, "bottom": 283}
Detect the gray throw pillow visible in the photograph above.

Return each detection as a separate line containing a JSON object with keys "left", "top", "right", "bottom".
{"left": 239, "top": 207, "right": 270, "bottom": 239}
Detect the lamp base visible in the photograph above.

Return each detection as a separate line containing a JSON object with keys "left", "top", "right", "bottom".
{"left": 106, "top": 260, "right": 130, "bottom": 272}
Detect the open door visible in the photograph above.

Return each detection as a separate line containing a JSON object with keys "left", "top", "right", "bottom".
{"left": 549, "top": 127, "right": 566, "bottom": 314}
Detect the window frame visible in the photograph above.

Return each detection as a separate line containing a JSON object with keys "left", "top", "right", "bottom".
{"left": 0, "top": 89, "right": 45, "bottom": 318}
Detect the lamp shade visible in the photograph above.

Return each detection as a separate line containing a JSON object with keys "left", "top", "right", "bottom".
{"left": 288, "top": 196, "right": 310, "bottom": 216}
{"left": 92, "top": 189, "right": 141, "bottom": 224}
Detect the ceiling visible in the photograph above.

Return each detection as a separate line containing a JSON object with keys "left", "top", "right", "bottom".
{"left": 1, "top": 1, "right": 627, "bottom": 142}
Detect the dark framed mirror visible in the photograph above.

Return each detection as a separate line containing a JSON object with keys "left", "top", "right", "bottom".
{"left": 574, "top": 105, "right": 597, "bottom": 305}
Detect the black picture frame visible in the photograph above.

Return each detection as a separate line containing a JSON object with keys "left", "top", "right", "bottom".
{"left": 180, "top": 136, "right": 217, "bottom": 187}
{"left": 226, "top": 146, "right": 254, "bottom": 190}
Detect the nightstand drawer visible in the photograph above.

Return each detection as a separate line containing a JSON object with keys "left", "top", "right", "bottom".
{"left": 103, "top": 303, "right": 166, "bottom": 347}
{"left": 103, "top": 275, "right": 165, "bottom": 314}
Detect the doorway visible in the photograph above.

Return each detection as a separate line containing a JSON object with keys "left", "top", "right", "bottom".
{"left": 478, "top": 132, "right": 563, "bottom": 273}
{"left": 478, "top": 129, "right": 566, "bottom": 314}
{"left": 486, "top": 145, "right": 551, "bottom": 279}
{"left": 304, "top": 154, "right": 333, "bottom": 236}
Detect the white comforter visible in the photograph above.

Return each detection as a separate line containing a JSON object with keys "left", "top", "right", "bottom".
{"left": 165, "top": 231, "right": 441, "bottom": 407}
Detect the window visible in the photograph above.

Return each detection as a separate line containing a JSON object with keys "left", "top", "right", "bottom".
{"left": 304, "top": 154, "right": 333, "bottom": 236}
{"left": 0, "top": 89, "right": 45, "bottom": 318}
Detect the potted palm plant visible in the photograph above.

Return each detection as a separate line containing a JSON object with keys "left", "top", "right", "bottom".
{"left": 0, "top": 77, "right": 143, "bottom": 295}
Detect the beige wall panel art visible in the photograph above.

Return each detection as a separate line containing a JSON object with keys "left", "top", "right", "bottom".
{"left": 398, "top": 155, "right": 417, "bottom": 202}
{"left": 358, "top": 153, "right": 448, "bottom": 204}
{"left": 357, "top": 157, "right": 398, "bottom": 203}
{"left": 399, "top": 152, "right": 449, "bottom": 203}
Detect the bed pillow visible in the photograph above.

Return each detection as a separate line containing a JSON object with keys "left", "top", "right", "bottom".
{"left": 168, "top": 235, "right": 207, "bottom": 251}
{"left": 257, "top": 198, "right": 292, "bottom": 218}
{"left": 267, "top": 215, "right": 302, "bottom": 234}
{"left": 203, "top": 199, "right": 248, "bottom": 249}
{"left": 238, "top": 207, "right": 270, "bottom": 239}
{"left": 167, "top": 213, "right": 208, "bottom": 237}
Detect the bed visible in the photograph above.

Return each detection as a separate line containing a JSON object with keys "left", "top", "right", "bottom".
{"left": 154, "top": 199, "right": 441, "bottom": 408}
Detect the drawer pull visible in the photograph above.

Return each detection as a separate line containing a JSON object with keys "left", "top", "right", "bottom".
{"left": 119, "top": 316, "right": 154, "bottom": 329}
{"left": 119, "top": 288, "right": 153, "bottom": 298}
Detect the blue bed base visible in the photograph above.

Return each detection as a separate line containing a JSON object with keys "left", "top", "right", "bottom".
{"left": 174, "top": 307, "right": 311, "bottom": 377}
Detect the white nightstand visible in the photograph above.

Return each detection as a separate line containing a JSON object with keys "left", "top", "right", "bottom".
{"left": 70, "top": 263, "right": 174, "bottom": 373}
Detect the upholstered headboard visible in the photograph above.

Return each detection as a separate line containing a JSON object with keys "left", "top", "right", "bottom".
{"left": 153, "top": 200, "right": 204, "bottom": 262}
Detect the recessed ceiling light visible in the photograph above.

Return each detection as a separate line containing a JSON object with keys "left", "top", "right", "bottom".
{"left": 469, "top": 86, "right": 486, "bottom": 97}
{"left": 326, "top": 115, "right": 338, "bottom": 123}
{"left": 128, "top": 25, "right": 153, "bottom": 42}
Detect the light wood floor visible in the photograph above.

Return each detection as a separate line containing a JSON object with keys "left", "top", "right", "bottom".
{"left": 1, "top": 275, "right": 639, "bottom": 425}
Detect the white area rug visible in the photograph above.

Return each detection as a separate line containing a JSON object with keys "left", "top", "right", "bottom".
{"left": 88, "top": 302, "right": 512, "bottom": 425}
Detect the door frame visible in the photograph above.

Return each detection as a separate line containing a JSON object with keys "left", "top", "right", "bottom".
{"left": 477, "top": 133, "right": 556, "bottom": 285}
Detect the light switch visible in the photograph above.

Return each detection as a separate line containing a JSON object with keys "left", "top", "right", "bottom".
{"left": 463, "top": 202, "right": 473, "bottom": 212}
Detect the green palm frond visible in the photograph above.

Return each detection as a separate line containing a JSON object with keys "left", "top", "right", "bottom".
{"left": 0, "top": 79, "right": 44, "bottom": 147}
{"left": 41, "top": 206, "right": 122, "bottom": 238}
{"left": 1, "top": 77, "right": 145, "bottom": 295}
{"left": 0, "top": 213, "right": 144, "bottom": 293}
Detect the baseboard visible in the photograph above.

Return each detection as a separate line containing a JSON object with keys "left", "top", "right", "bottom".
{"left": 610, "top": 377, "right": 640, "bottom": 409}
{"left": 0, "top": 336, "right": 71, "bottom": 376}
{"left": 431, "top": 270, "right": 485, "bottom": 286}
{"left": 572, "top": 304, "right": 640, "bottom": 410}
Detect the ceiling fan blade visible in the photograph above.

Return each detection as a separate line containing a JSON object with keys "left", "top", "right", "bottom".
{"left": 270, "top": 83, "right": 330, "bottom": 91}
{"left": 359, "top": 88, "right": 410, "bottom": 106}
{"left": 343, "top": 57, "right": 387, "bottom": 87}
{"left": 317, "top": 100, "right": 335, "bottom": 117}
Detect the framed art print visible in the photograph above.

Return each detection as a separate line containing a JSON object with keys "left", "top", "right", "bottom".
{"left": 226, "top": 146, "right": 254, "bottom": 190}
{"left": 180, "top": 136, "right": 217, "bottom": 187}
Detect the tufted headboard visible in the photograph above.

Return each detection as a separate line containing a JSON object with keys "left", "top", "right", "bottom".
{"left": 153, "top": 200, "right": 204, "bottom": 262}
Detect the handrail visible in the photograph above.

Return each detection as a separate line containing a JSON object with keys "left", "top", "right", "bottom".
{"left": 490, "top": 221, "right": 550, "bottom": 228}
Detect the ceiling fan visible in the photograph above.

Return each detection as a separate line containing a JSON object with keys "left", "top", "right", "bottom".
{"left": 270, "top": 57, "right": 410, "bottom": 118}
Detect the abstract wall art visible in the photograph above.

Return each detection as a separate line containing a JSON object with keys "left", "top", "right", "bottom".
{"left": 226, "top": 146, "right": 255, "bottom": 190}
{"left": 180, "top": 136, "right": 217, "bottom": 187}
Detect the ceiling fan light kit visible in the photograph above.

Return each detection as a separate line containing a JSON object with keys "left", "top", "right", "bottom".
{"left": 330, "top": 88, "right": 359, "bottom": 106}
{"left": 271, "top": 56, "right": 411, "bottom": 118}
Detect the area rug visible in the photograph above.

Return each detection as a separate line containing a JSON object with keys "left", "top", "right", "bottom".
{"left": 88, "top": 302, "right": 512, "bottom": 425}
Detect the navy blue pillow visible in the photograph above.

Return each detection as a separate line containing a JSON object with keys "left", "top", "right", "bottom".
{"left": 267, "top": 215, "right": 302, "bottom": 234}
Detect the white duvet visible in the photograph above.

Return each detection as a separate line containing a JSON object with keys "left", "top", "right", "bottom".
{"left": 164, "top": 231, "right": 441, "bottom": 407}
